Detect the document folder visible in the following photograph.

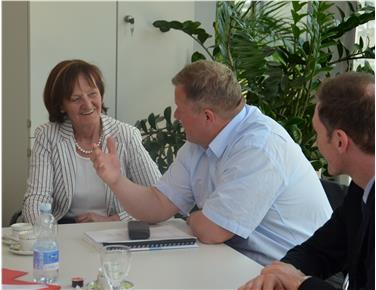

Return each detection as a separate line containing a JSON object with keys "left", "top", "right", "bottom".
{"left": 85, "top": 222, "right": 198, "bottom": 251}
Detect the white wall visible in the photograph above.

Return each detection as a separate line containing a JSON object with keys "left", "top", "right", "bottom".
{"left": 3, "top": 2, "right": 30, "bottom": 226}
{"left": 29, "top": 2, "right": 118, "bottom": 136}
{"left": 116, "top": 1, "right": 195, "bottom": 125}
{"left": 194, "top": 1, "right": 216, "bottom": 58}
{"left": 29, "top": 1, "right": 216, "bottom": 130}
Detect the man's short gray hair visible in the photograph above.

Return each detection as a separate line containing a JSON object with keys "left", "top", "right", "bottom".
{"left": 172, "top": 60, "right": 243, "bottom": 118}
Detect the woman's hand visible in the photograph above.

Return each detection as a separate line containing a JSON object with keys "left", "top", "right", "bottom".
{"left": 75, "top": 213, "right": 120, "bottom": 223}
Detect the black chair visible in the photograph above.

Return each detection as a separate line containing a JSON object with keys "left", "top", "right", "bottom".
{"left": 320, "top": 179, "right": 348, "bottom": 210}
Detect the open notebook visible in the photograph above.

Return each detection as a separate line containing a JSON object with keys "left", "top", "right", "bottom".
{"left": 85, "top": 222, "right": 198, "bottom": 251}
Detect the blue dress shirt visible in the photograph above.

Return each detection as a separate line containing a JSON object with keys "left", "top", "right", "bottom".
{"left": 156, "top": 105, "right": 332, "bottom": 265}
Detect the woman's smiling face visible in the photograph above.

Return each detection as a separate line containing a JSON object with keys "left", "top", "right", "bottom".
{"left": 62, "top": 73, "right": 102, "bottom": 128}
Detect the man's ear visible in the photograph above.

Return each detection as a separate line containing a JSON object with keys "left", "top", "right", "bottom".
{"left": 334, "top": 129, "right": 349, "bottom": 153}
{"left": 203, "top": 108, "right": 215, "bottom": 122}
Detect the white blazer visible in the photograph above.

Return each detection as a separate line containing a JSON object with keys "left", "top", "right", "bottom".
{"left": 22, "top": 114, "right": 161, "bottom": 223}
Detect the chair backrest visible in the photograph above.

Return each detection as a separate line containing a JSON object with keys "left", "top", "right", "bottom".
{"left": 9, "top": 209, "right": 23, "bottom": 226}
{"left": 320, "top": 179, "right": 348, "bottom": 210}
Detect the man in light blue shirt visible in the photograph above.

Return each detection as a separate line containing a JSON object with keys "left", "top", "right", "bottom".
{"left": 91, "top": 60, "right": 332, "bottom": 266}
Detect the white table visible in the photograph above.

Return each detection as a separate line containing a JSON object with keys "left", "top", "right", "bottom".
{"left": 3, "top": 219, "right": 262, "bottom": 289}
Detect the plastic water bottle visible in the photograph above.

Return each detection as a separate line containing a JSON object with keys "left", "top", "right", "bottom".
{"left": 33, "top": 202, "right": 59, "bottom": 284}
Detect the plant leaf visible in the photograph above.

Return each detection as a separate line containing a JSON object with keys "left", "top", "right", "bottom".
{"left": 191, "top": 51, "right": 206, "bottom": 62}
{"left": 148, "top": 113, "right": 156, "bottom": 130}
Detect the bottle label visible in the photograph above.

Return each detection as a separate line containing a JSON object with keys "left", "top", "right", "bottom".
{"left": 33, "top": 249, "right": 59, "bottom": 270}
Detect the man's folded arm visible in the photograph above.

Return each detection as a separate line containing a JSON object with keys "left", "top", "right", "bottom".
{"left": 187, "top": 210, "right": 234, "bottom": 243}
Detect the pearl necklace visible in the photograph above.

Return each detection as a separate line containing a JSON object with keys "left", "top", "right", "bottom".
{"left": 74, "top": 134, "right": 104, "bottom": 155}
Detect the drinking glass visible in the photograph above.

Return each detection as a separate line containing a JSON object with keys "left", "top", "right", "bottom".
{"left": 100, "top": 245, "right": 132, "bottom": 290}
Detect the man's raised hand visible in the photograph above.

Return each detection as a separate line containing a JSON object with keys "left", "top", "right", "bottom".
{"left": 90, "top": 136, "right": 121, "bottom": 188}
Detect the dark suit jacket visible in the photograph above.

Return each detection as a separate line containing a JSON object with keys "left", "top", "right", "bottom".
{"left": 281, "top": 181, "right": 375, "bottom": 290}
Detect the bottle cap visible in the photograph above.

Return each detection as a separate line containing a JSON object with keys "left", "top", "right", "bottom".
{"left": 71, "top": 277, "right": 84, "bottom": 288}
{"left": 40, "top": 203, "right": 52, "bottom": 214}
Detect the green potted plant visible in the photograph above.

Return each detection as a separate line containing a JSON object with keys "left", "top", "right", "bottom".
{"left": 135, "top": 107, "right": 185, "bottom": 174}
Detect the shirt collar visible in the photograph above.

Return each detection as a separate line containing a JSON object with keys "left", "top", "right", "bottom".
{"left": 207, "top": 106, "right": 247, "bottom": 158}
{"left": 363, "top": 176, "right": 375, "bottom": 203}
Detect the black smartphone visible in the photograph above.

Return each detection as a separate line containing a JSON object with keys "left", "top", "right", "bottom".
{"left": 128, "top": 220, "right": 150, "bottom": 240}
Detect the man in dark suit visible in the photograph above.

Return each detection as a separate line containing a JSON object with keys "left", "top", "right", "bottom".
{"left": 239, "top": 72, "right": 374, "bottom": 290}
